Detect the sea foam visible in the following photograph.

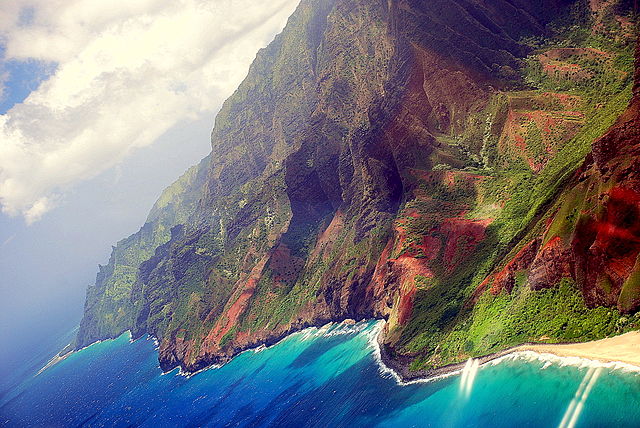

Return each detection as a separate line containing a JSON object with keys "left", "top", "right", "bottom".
{"left": 368, "top": 320, "right": 640, "bottom": 388}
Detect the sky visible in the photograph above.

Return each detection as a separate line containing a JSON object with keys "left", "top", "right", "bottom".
{"left": 0, "top": 0, "right": 300, "bottom": 381}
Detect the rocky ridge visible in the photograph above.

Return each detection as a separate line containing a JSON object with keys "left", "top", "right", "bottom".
{"left": 76, "top": 0, "right": 640, "bottom": 375}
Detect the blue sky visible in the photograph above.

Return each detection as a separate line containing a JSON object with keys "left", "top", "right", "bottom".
{"left": 0, "top": 6, "right": 52, "bottom": 113}
{"left": 0, "top": 0, "right": 300, "bottom": 380}
{"left": 0, "top": 54, "right": 55, "bottom": 114}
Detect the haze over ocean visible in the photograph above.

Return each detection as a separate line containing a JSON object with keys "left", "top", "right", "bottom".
{"left": 2, "top": 2, "right": 640, "bottom": 427}
{"left": 0, "top": 0, "right": 298, "bottom": 396}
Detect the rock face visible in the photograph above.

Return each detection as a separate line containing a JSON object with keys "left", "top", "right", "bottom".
{"left": 487, "top": 40, "right": 640, "bottom": 312}
{"left": 77, "top": 0, "right": 640, "bottom": 374}
{"left": 571, "top": 41, "right": 640, "bottom": 312}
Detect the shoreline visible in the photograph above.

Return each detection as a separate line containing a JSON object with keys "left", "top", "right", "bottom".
{"left": 36, "top": 352, "right": 71, "bottom": 376}
{"left": 513, "top": 331, "right": 640, "bottom": 368}
{"left": 47, "top": 320, "right": 640, "bottom": 384}
{"left": 375, "top": 327, "right": 640, "bottom": 384}
{"left": 374, "top": 327, "right": 523, "bottom": 383}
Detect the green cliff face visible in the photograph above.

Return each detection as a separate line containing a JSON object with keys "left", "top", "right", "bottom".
{"left": 76, "top": 156, "right": 209, "bottom": 348}
{"left": 77, "top": 0, "right": 640, "bottom": 374}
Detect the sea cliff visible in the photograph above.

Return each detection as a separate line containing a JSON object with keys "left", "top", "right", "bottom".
{"left": 77, "top": 0, "right": 640, "bottom": 376}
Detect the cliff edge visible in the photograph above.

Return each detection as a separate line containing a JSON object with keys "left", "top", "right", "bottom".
{"left": 77, "top": 0, "right": 640, "bottom": 375}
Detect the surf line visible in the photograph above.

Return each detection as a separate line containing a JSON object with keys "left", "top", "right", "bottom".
{"left": 369, "top": 320, "right": 636, "bottom": 389}
{"left": 173, "top": 319, "right": 369, "bottom": 378}
{"left": 368, "top": 321, "right": 464, "bottom": 386}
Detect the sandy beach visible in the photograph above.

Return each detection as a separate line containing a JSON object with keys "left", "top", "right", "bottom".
{"left": 515, "top": 331, "right": 640, "bottom": 368}
{"left": 376, "top": 326, "right": 640, "bottom": 383}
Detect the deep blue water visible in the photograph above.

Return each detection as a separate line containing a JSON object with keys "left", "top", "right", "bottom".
{"left": 1, "top": 321, "right": 639, "bottom": 427}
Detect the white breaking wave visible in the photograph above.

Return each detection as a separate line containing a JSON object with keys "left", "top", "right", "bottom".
{"left": 368, "top": 321, "right": 465, "bottom": 386}
{"left": 176, "top": 363, "right": 222, "bottom": 378}
{"left": 37, "top": 330, "right": 134, "bottom": 376}
{"left": 145, "top": 334, "right": 160, "bottom": 350}
{"left": 172, "top": 319, "right": 368, "bottom": 378}
{"left": 322, "top": 322, "right": 369, "bottom": 337}
{"left": 368, "top": 320, "right": 640, "bottom": 388}
{"left": 488, "top": 350, "right": 640, "bottom": 375}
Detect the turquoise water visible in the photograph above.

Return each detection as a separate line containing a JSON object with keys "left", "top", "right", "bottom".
{"left": 1, "top": 321, "right": 639, "bottom": 427}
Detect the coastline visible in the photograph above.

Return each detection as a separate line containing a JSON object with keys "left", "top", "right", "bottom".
{"left": 36, "top": 352, "right": 71, "bottom": 376}
{"left": 513, "top": 331, "right": 640, "bottom": 368}
{"left": 374, "top": 327, "right": 522, "bottom": 383}
{"left": 375, "top": 326, "right": 640, "bottom": 384}
{"left": 48, "top": 320, "right": 640, "bottom": 384}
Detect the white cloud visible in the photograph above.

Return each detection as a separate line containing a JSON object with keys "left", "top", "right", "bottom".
{"left": 0, "top": 0, "right": 300, "bottom": 223}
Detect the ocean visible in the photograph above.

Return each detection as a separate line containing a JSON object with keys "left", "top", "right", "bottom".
{"left": 1, "top": 320, "right": 639, "bottom": 427}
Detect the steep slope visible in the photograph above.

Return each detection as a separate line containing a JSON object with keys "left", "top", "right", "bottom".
{"left": 77, "top": 0, "right": 639, "bottom": 375}
{"left": 77, "top": 156, "right": 210, "bottom": 347}
{"left": 381, "top": 4, "right": 640, "bottom": 372}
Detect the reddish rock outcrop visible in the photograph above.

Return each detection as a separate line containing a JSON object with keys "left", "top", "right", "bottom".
{"left": 490, "top": 239, "right": 540, "bottom": 294}
{"left": 77, "top": 0, "right": 639, "bottom": 376}
{"left": 528, "top": 237, "right": 574, "bottom": 290}
{"left": 478, "top": 40, "right": 640, "bottom": 313}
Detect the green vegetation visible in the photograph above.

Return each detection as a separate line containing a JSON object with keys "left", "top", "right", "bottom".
{"left": 76, "top": 156, "right": 210, "bottom": 347}
{"left": 393, "top": 5, "right": 638, "bottom": 370}
{"left": 220, "top": 327, "right": 237, "bottom": 349}
{"left": 436, "top": 278, "right": 637, "bottom": 365}
{"left": 77, "top": 0, "right": 639, "bottom": 375}
{"left": 619, "top": 256, "right": 640, "bottom": 312}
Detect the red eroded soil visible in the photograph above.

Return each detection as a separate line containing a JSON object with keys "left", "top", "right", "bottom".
{"left": 441, "top": 217, "right": 492, "bottom": 271}
{"left": 573, "top": 187, "right": 640, "bottom": 297}
{"left": 489, "top": 239, "right": 540, "bottom": 294}
{"left": 203, "top": 255, "right": 270, "bottom": 350}
{"left": 268, "top": 244, "right": 305, "bottom": 285}
{"left": 310, "top": 210, "right": 345, "bottom": 261}
{"left": 543, "top": 92, "right": 583, "bottom": 110}
{"left": 499, "top": 98, "right": 584, "bottom": 172}
{"left": 538, "top": 48, "right": 611, "bottom": 81}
